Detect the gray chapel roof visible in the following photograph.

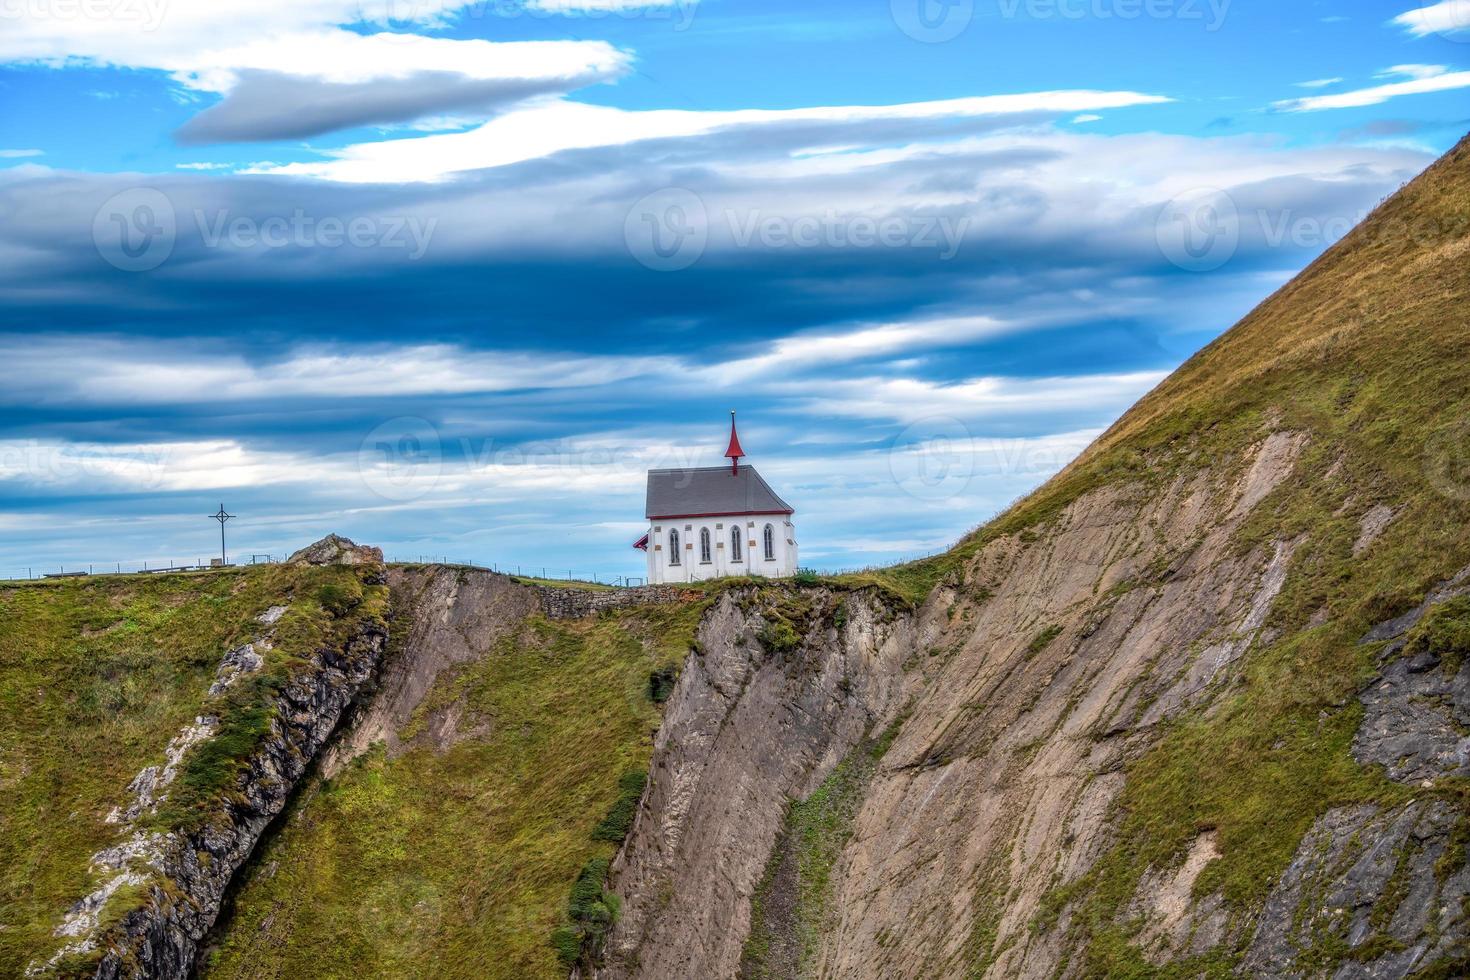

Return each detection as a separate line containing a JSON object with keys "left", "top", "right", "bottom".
{"left": 645, "top": 465, "right": 794, "bottom": 520}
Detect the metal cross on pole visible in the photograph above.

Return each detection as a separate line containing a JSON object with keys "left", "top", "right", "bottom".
{"left": 210, "top": 503, "right": 235, "bottom": 567}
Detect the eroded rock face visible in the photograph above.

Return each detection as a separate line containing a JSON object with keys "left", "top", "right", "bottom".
{"left": 599, "top": 431, "right": 1349, "bottom": 979}
{"left": 815, "top": 445, "right": 1306, "bottom": 979}
{"left": 1242, "top": 575, "right": 1470, "bottom": 977}
{"left": 321, "top": 566, "right": 542, "bottom": 772}
{"left": 1246, "top": 802, "right": 1469, "bottom": 980}
{"left": 1356, "top": 654, "right": 1470, "bottom": 783}
{"left": 81, "top": 618, "right": 387, "bottom": 980}
{"left": 600, "top": 587, "right": 918, "bottom": 980}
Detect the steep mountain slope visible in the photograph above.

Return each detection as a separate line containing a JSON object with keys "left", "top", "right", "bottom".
{"left": 597, "top": 134, "right": 1470, "bottom": 978}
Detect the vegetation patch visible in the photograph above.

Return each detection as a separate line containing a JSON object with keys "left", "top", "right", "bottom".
{"left": 741, "top": 721, "right": 904, "bottom": 978}
{"left": 1402, "top": 595, "right": 1470, "bottom": 674}
{"left": 204, "top": 596, "right": 705, "bottom": 980}
{"left": 592, "top": 769, "right": 648, "bottom": 843}
{"left": 551, "top": 857, "right": 621, "bottom": 969}
{"left": 647, "top": 665, "right": 678, "bottom": 704}
{"left": 1027, "top": 625, "right": 1063, "bottom": 659}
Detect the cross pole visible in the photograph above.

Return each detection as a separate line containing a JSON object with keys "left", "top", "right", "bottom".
{"left": 210, "top": 503, "right": 235, "bottom": 567}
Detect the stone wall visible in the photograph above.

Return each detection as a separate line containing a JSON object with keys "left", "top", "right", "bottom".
{"left": 535, "top": 584, "right": 698, "bottom": 620}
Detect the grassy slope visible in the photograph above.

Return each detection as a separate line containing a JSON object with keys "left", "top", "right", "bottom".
{"left": 849, "top": 136, "right": 1470, "bottom": 609}
{"left": 940, "top": 135, "right": 1470, "bottom": 972}
{"left": 203, "top": 596, "right": 704, "bottom": 980}
{"left": 0, "top": 563, "right": 380, "bottom": 976}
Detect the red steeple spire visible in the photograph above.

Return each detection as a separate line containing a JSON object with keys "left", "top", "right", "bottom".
{"left": 725, "top": 410, "right": 745, "bottom": 474}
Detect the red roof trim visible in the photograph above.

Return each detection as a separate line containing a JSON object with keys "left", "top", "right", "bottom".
{"left": 632, "top": 533, "right": 649, "bottom": 550}
{"left": 648, "top": 509, "right": 793, "bottom": 520}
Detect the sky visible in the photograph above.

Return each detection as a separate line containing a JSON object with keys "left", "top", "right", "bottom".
{"left": 0, "top": 0, "right": 1468, "bottom": 581}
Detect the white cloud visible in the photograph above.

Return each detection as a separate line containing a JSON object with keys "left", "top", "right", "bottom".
{"left": 711, "top": 315, "right": 1017, "bottom": 382}
{"left": 0, "top": 1, "right": 632, "bottom": 141}
{"left": 1295, "top": 78, "right": 1343, "bottom": 89}
{"left": 0, "top": 149, "right": 43, "bottom": 158}
{"left": 1273, "top": 67, "right": 1470, "bottom": 111}
{"left": 0, "top": 338, "right": 672, "bottom": 405}
{"left": 530, "top": 0, "right": 692, "bottom": 8}
{"left": 253, "top": 89, "right": 1172, "bottom": 183}
{"left": 787, "top": 371, "right": 1170, "bottom": 425}
{"left": 1072, "top": 114, "right": 1103, "bottom": 123}
{"left": 1392, "top": 0, "right": 1470, "bottom": 37}
{"left": 1375, "top": 64, "right": 1450, "bottom": 81}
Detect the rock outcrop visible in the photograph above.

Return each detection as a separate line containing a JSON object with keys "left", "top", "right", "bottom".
{"left": 601, "top": 586, "right": 917, "bottom": 979}
{"left": 30, "top": 538, "right": 389, "bottom": 980}
{"left": 1242, "top": 572, "right": 1470, "bottom": 977}
{"left": 90, "top": 615, "right": 384, "bottom": 980}
{"left": 287, "top": 534, "right": 384, "bottom": 567}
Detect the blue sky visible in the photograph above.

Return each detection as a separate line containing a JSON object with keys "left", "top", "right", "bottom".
{"left": 1, "top": 0, "right": 1468, "bottom": 580}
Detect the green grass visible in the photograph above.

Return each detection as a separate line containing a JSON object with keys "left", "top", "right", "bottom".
{"left": 742, "top": 722, "right": 902, "bottom": 978}
{"left": 509, "top": 575, "right": 618, "bottom": 592}
{"left": 203, "top": 597, "right": 704, "bottom": 980}
{"left": 0, "top": 563, "right": 379, "bottom": 976}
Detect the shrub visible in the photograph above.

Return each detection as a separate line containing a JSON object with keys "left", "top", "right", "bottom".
{"left": 591, "top": 770, "right": 648, "bottom": 843}
{"left": 647, "top": 666, "right": 678, "bottom": 704}
{"left": 316, "top": 578, "right": 363, "bottom": 617}
{"left": 549, "top": 927, "right": 582, "bottom": 967}
{"left": 793, "top": 568, "right": 822, "bottom": 586}
{"left": 758, "top": 619, "right": 801, "bottom": 655}
{"left": 552, "top": 857, "right": 621, "bottom": 968}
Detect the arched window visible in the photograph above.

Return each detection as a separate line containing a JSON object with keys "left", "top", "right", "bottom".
{"left": 699, "top": 527, "right": 712, "bottom": 563}
{"left": 764, "top": 524, "right": 776, "bottom": 561}
{"left": 668, "top": 528, "right": 681, "bottom": 565}
{"left": 730, "top": 525, "right": 743, "bottom": 562}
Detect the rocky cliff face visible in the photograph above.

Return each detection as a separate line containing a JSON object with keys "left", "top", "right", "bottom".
{"left": 583, "top": 136, "right": 1470, "bottom": 978}
{"left": 601, "top": 587, "right": 920, "bottom": 979}
{"left": 27, "top": 540, "right": 389, "bottom": 980}
{"left": 597, "top": 434, "right": 1326, "bottom": 979}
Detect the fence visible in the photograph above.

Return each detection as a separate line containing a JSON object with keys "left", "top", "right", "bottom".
{"left": 0, "top": 554, "right": 284, "bottom": 583}
{"left": 1, "top": 553, "right": 646, "bottom": 588}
